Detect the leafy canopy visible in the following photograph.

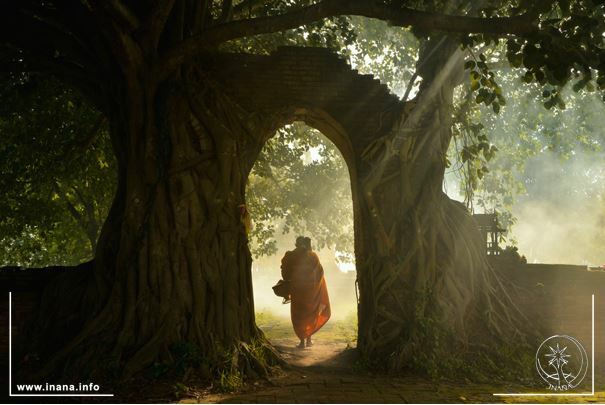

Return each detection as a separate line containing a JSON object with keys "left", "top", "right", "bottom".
{"left": 2, "top": 0, "right": 605, "bottom": 265}
{"left": 0, "top": 73, "right": 115, "bottom": 266}
{"left": 246, "top": 123, "right": 354, "bottom": 261}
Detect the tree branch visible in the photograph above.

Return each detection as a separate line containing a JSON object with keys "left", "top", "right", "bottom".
{"left": 53, "top": 181, "right": 85, "bottom": 229}
{"left": 101, "top": 0, "right": 140, "bottom": 32}
{"left": 232, "top": 0, "right": 273, "bottom": 18}
{"left": 159, "top": 0, "right": 537, "bottom": 76}
{"left": 71, "top": 186, "right": 99, "bottom": 250}
{"left": 142, "top": 0, "right": 177, "bottom": 52}
{"left": 61, "top": 114, "right": 108, "bottom": 163}
{"left": 219, "top": 0, "right": 234, "bottom": 23}
{"left": 55, "top": 182, "right": 99, "bottom": 253}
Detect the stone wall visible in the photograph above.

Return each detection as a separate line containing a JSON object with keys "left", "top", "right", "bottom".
{"left": 0, "top": 266, "right": 69, "bottom": 391}
{"left": 508, "top": 264, "right": 605, "bottom": 373}
{"left": 206, "top": 46, "right": 405, "bottom": 162}
{"left": 2, "top": 263, "right": 604, "bottom": 377}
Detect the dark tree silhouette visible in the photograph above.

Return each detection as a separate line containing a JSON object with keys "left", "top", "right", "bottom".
{"left": 1, "top": 0, "right": 603, "bottom": 380}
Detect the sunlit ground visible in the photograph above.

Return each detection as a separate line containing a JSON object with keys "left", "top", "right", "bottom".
{"left": 256, "top": 309, "right": 357, "bottom": 346}
{"left": 247, "top": 309, "right": 605, "bottom": 404}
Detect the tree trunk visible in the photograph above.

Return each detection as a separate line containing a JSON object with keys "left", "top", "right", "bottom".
{"left": 21, "top": 40, "right": 529, "bottom": 382}
{"left": 356, "top": 36, "right": 530, "bottom": 372}
{"left": 26, "top": 67, "right": 278, "bottom": 381}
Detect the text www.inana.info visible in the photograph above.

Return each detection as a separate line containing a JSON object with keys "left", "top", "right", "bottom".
{"left": 16, "top": 382, "right": 100, "bottom": 393}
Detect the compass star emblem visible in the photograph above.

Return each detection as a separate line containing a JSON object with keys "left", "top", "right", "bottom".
{"left": 545, "top": 343, "right": 571, "bottom": 369}
{"left": 536, "top": 335, "right": 588, "bottom": 391}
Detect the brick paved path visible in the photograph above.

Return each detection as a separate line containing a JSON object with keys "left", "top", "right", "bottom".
{"left": 187, "top": 340, "right": 605, "bottom": 404}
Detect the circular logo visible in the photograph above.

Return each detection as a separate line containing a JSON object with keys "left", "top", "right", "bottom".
{"left": 535, "top": 335, "right": 588, "bottom": 391}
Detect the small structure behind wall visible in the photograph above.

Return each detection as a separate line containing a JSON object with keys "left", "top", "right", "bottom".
{"left": 473, "top": 213, "right": 505, "bottom": 256}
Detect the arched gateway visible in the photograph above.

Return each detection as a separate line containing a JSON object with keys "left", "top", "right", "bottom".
{"left": 0, "top": 46, "right": 416, "bottom": 373}
{"left": 2, "top": 45, "right": 513, "bottom": 374}
{"left": 206, "top": 46, "right": 414, "bottom": 356}
{"left": 5, "top": 45, "right": 605, "bottom": 379}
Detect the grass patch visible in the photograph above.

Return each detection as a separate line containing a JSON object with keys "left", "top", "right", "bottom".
{"left": 255, "top": 310, "right": 292, "bottom": 340}
{"left": 256, "top": 309, "right": 358, "bottom": 345}
{"left": 216, "top": 369, "right": 243, "bottom": 393}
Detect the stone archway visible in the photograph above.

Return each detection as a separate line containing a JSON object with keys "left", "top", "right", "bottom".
{"left": 0, "top": 46, "right": 414, "bottom": 376}
{"left": 207, "top": 46, "right": 412, "bottom": 357}
{"left": 246, "top": 119, "right": 358, "bottom": 366}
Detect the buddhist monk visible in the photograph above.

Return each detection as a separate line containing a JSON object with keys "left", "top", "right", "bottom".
{"left": 281, "top": 236, "right": 331, "bottom": 348}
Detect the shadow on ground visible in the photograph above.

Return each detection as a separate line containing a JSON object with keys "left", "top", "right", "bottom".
{"left": 180, "top": 315, "right": 605, "bottom": 404}
{"left": 194, "top": 339, "right": 605, "bottom": 404}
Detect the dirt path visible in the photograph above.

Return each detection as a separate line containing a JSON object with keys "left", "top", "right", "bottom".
{"left": 268, "top": 338, "right": 354, "bottom": 368}
{"left": 188, "top": 341, "right": 605, "bottom": 404}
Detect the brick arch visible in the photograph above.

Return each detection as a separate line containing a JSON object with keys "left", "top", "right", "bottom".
{"left": 280, "top": 107, "right": 354, "bottom": 171}
{"left": 266, "top": 108, "right": 364, "bottom": 276}
{"left": 207, "top": 46, "right": 406, "bottom": 161}
{"left": 208, "top": 46, "right": 409, "bottom": 276}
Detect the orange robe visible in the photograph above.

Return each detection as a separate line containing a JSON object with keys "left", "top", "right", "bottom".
{"left": 281, "top": 248, "right": 331, "bottom": 340}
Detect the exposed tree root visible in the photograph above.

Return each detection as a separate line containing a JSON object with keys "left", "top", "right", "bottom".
{"left": 356, "top": 36, "right": 538, "bottom": 376}
{"left": 15, "top": 72, "right": 283, "bottom": 385}
{"left": 19, "top": 265, "right": 284, "bottom": 385}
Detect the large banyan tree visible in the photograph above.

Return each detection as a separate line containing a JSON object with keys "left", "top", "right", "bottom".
{"left": 2, "top": 0, "right": 604, "bottom": 381}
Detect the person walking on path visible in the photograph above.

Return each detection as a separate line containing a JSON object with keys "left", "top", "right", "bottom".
{"left": 280, "top": 236, "right": 331, "bottom": 348}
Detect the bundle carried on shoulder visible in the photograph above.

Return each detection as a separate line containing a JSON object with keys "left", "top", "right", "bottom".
{"left": 272, "top": 279, "right": 291, "bottom": 304}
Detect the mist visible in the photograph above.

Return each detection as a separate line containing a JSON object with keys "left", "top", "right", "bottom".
{"left": 445, "top": 80, "right": 605, "bottom": 267}
{"left": 246, "top": 123, "right": 358, "bottom": 331}
{"left": 446, "top": 151, "right": 605, "bottom": 267}
{"left": 251, "top": 232, "right": 357, "bottom": 321}
{"left": 512, "top": 151, "right": 605, "bottom": 265}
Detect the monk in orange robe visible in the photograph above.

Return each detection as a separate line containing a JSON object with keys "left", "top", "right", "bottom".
{"left": 281, "top": 236, "right": 331, "bottom": 348}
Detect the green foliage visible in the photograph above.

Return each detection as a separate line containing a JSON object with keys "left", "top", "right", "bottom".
{"left": 171, "top": 342, "right": 204, "bottom": 375}
{"left": 462, "top": 0, "right": 605, "bottom": 107}
{"left": 247, "top": 123, "right": 354, "bottom": 260}
{"left": 216, "top": 368, "right": 243, "bottom": 393}
{"left": 465, "top": 49, "right": 506, "bottom": 114}
{"left": 405, "top": 315, "right": 451, "bottom": 378}
{"left": 450, "top": 89, "right": 499, "bottom": 209}
{"left": 348, "top": 17, "right": 420, "bottom": 97}
{"left": 402, "top": 310, "right": 536, "bottom": 383}
{"left": 347, "top": 16, "right": 602, "bottom": 247}
{"left": 449, "top": 59, "right": 605, "bottom": 237}
{"left": 223, "top": 2, "right": 356, "bottom": 55}
{"left": 246, "top": 339, "right": 271, "bottom": 369}
{"left": 2, "top": 1, "right": 605, "bottom": 269}
{"left": 0, "top": 73, "right": 116, "bottom": 266}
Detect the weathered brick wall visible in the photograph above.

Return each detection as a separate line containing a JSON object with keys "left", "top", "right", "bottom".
{"left": 206, "top": 47, "right": 406, "bottom": 163}
{"left": 206, "top": 47, "right": 412, "bottom": 269}
{"left": 0, "top": 268, "right": 59, "bottom": 392}
{"left": 493, "top": 261, "right": 605, "bottom": 373}
{"left": 2, "top": 264, "right": 604, "bottom": 377}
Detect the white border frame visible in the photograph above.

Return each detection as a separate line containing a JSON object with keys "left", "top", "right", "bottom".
{"left": 493, "top": 294, "right": 595, "bottom": 397}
